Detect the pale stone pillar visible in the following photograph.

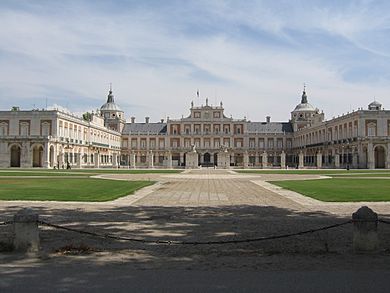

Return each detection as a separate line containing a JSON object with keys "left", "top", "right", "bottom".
{"left": 43, "top": 142, "right": 50, "bottom": 168}
{"left": 352, "top": 206, "right": 379, "bottom": 253}
{"left": 167, "top": 151, "right": 173, "bottom": 169}
{"left": 367, "top": 142, "right": 375, "bottom": 169}
{"left": 298, "top": 151, "right": 304, "bottom": 169}
{"left": 387, "top": 143, "right": 390, "bottom": 169}
{"left": 13, "top": 208, "right": 39, "bottom": 253}
{"left": 335, "top": 152, "right": 340, "bottom": 168}
{"left": 316, "top": 151, "right": 322, "bottom": 169}
{"left": 112, "top": 153, "right": 118, "bottom": 168}
{"left": 21, "top": 142, "right": 31, "bottom": 168}
{"left": 255, "top": 152, "right": 259, "bottom": 166}
{"left": 186, "top": 150, "right": 198, "bottom": 169}
{"left": 217, "top": 150, "right": 229, "bottom": 169}
{"left": 94, "top": 153, "right": 100, "bottom": 168}
{"left": 262, "top": 151, "right": 267, "bottom": 168}
{"left": 352, "top": 149, "right": 359, "bottom": 169}
{"left": 280, "top": 151, "right": 286, "bottom": 169}
{"left": 148, "top": 151, "right": 154, "bottom": 168}
{"left": 0, "top": 142, "right": 9, "bottom": 167}
{"left": 77, "top": 153, "right": 82, "bottom": 168}
{"left": 130, "top": 152, "right": 136, "bottom": 169}
{"left": 243, "top": 151, "right": 249, "bottom": 169}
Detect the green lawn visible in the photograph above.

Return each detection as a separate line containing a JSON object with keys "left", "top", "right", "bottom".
{"left": 0, "top": 178, "right": 155, "bottom": 201}
{"left": 237, "top": 169, "right": 390, "bottom": 175}
{"left": 0, "top": 169, "right": 181, "bottom": 176}
{"left": 270, "top": 178, "right": 390, "bottom": 202}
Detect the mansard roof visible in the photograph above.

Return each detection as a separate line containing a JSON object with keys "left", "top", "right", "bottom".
{"left": 122, "top": 123, "right": 167, "bottom": 135}
{"left": 247, "top": 122, "right": 293, "bottom": 133}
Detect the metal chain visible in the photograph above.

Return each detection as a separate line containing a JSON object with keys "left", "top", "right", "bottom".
{"left": 0, "top": 220, "right": 13, "bottom": 226}
{"left": 38, "top": 219, "right": 352, "bottom": 246}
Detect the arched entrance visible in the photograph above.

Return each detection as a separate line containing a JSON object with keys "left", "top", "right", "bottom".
{"left": 204, "top": 152, "right": 211, "bottom": 165}
{"left": 10, "top": 145, "right": 21, "bottom": 167}
{"left": 375, "top": 146, "right": 386, "bottom": 169}
{"left": 32, "top": 145, "right": 44, "bottom": 167}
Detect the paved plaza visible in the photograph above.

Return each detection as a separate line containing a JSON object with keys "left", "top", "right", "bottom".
{"left": 1, "top": 169, "right": 390, "bottom": 292}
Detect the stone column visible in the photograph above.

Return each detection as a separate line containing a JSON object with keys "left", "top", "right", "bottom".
{"left": 387, "top": 142, "right": 390, "bottom": 169}
{"left": 298, "top": 151, "right": 304, "bottom": 169}
{"left": 334, "top": 152, "right": 340, "bottom": 168}
{"left": 352, "top": 206, "right": 379, "bottom": 253}
{"left": 180, "top": 152, "right": 184, "bottom": 167}
{"left": 186, "top": 150, "right": 198, "bottom": 169}
{"left": 316, "top": 151, "right": 322, "bottom": 169}
{"left": 217, "top": 150, "right": 229, "bottom": 169}
{"left": 255, "top": 152, "right": 259, "bottom": 167}
{"left": 167, "top": 151, "right": 173, "bottom": 169}
{"left": 367, "top": 142, "right": 375, "bottom": 169}
{"left": 243, "top": 151, "right": 249, "bottom": 169}
{"left": 76, "top": 153, "right": 82, "bottom": 168}
{"left": 0, "top": 142, "right": 9, "bottom": 167}
{"left": 94, "top": 153, "right": 100, "bottom": 168}
{"left": 130, "top": 152, "right": 136, "bottom": 169}
{"left": 280, "top": 151, "right": 286, "bottom": 169}
{"left": 148, "top": 151, "right": 154, "bottom": 168}
{"left": 352, "top": 148, "right": 359, "bottom": 169}
{"left": 112, "top": 153, "right": 118, "bottom": 168}
{"left": 13, "top": 208, "right": 39, "bottom": 253}
{"left": 262, "top": 151, "right": 267, "bottom": 169}
{"left": 42, "top": 142, "right": 49, "bottom": 168}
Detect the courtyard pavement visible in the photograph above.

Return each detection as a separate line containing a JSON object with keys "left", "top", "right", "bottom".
{"left": 1, "top": 168, "right": 390, "bottom": 292}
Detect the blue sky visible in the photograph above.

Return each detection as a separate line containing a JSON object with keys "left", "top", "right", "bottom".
{"left": 0, "top": 0, "right": 389, "bottom": 121}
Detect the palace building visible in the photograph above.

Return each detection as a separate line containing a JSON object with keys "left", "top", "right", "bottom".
{"left": 0, "top": 88, "right": 389, "bottom": 169}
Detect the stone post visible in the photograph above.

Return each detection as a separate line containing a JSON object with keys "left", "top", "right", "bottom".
{"left": 167, "top": 151, "right": 173, "bottom": 169}
{"left": 352, "top": 150, "right": 358, "bottom": 169}
{"left": 243, "top": 151, "right": 249, "bottom": 169}
{"left": 148, "top": 151, "right": 154, "bottom": 168}
{"left": 13, "top": 208, "right": 39, "bottom": 253}
{"left": 352, "top": 206, "right": 379, "bottom": 253}
{"left": 387, "top": 142, "right": 390, "bottom": 169}
{"left": 130, "top": 152, "right": 136, "bottom": 169}
{"left": 298, "top": 151, "right": 304, "bottom": 169}
{"left": 367, "top": 142, "right": 375, "bottom": 169}
{"left": 280, "top": 151, "right": 286, "bottom": 169}
{"left": 94, "top": 153, "right": 100, "bottom": 168}
{"left": 316, "top": 151, "right": 322, "bottom": 169}
{"left": 334, "top": 152, "right": 340, "bottom": 168}
{"left": 77, "top": 153, "right": 82, "bottom": 168}
{"left": 261, "top": 151, "right": 267, "bottom": 169}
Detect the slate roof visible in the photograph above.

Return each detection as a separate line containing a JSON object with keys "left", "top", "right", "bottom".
{"left": 122, "top": 123, "right": 167, "bottom": 135}
{"left": 247, "top": 122, "right": 293, "bottom": 133}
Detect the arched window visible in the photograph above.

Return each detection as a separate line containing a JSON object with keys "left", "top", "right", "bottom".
{"left": 367, "top": 122, "right": 376, "bottom": 136}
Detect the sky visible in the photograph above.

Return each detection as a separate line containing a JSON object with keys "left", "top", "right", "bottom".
{"left": 0, "top": 0, "right": 390, "bottom": 122}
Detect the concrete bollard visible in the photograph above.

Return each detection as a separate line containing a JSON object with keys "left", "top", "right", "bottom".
{"left": 13, "top": 208, "right": 40, "bottom": 253}
{"left": 352, "top": 206, "right": 379, "bottom": 253}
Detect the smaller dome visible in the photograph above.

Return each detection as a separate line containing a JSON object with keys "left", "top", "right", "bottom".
{"left": 293, "top": 102, "right": 316, "bottom": 112}
{"left": 368, "top": 100, "right": 382, "bottom": 110}
{"left": 100, "top": 88, "right": 122, "bottom": 111}
{"left": 100, "top": 102, "right": 122, "bottom": 111}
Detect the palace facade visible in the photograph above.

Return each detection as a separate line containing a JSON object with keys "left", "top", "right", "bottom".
{"left": 0, "top": 88, "right": 389, "bottom": 169}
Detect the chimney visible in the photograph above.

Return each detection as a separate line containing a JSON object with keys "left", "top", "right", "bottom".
{"left": 145, "top": 117, "right": 150, "bottom": 124}
{"left": 266, "top": 116, "right": 271, "bottom": 123}
{"left": 131, "top": 117, "right": 135, "bottom": 123}
{"left": 161, "top": 119, "right": 164, "bottom": 123}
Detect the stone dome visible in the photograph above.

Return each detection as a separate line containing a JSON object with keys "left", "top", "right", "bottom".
{"left": 292, "top": 90, "right": 316, "bottom": 112}
{"left": 368, "top": 100, "right": 382, "bottom": 110}
{"left": 100, "top": 89, "right": 122, "bottom": 111}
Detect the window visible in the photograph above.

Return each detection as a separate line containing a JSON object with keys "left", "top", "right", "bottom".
{"left": 0, "top": 122, "right": 8, "bottom": 136}
{"left": 20, "top": 122, "right": 29, "bottom": 136}
{"left": 268, "top": 139, "right": 274, "bottom": 149}
{"left": 213, "top": 112, "right": 220, "bottom": 118}
{"left": 367, "top": 122, "right": 376, "bottom": 136}
{"left": 194, "top": 112, "right": 201, "bottom": 118}
{"left": 259, "top": 139, "right": 264, "bottom": 149}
